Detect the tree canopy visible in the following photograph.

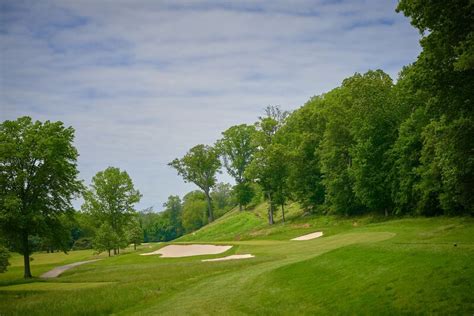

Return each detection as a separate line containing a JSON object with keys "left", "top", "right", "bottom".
{"left": 169, "top": 144, "right": 221, "bottom": 222}
{"left": 82, "top": 167, "right": 141, "bottom": 255}
{"left": 0, "top": 117, "right": 83, "bottom": 278}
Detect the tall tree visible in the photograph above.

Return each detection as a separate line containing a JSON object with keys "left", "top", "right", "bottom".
{"left": 169, "top": 145, "right": 221, "bottom": 222}
{"left": 216, "top": 124, "right": 257, "bottom": 211}
{"left": 0, "top": 117, "right": 82, "bottom": 278}
{"left": 345, "top": 70, "right": 396, "bottom": 216}
{"left": 396, "top": 0, "right": 474, "bottom": 214}
{"left": 82, "top": 167, "right": 141, "bottom": 255}
{"left": 277, "top": 97, "right": 327, "bottom": 213}
{"left": 318, "top": 88, "right": 362, "bottom": 215}
{"left": 246, "top": 106, "right": 289, "bottom": 224}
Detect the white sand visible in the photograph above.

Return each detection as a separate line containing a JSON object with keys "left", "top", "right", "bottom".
{"left": 291, "top": 231, "right": 323, "bottom": 241}
{"left": 140, "top": 244, "right": 232, "bottom": 258}
{"left": 202, "top": 254, "right": 255, "bottom": 262}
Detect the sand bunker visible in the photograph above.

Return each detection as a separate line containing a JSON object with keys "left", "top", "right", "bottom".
{"left": 140, "top": 244, "right": 232, "bottom": 258}
{"left": 202, "top": 254, "right": 255, "bottom": 262}
{"left": 291, "top": 231, "right": 323, "bottom": 241}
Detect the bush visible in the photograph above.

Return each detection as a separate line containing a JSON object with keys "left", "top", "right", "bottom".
{"left": 72, "top": 237, "right": 93, "bottom": 250}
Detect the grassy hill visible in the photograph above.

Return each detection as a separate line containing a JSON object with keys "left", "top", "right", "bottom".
{"left": 1, "top": 205, "right": 473, "bottom": 315}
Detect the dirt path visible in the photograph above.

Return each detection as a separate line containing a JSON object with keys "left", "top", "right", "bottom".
{"left": 40, "top": 259, "right": 102, "bottom": 279}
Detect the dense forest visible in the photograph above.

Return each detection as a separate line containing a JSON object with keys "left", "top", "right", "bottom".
{"left": 0, "top": 0, "right": 473, "bottom": 278}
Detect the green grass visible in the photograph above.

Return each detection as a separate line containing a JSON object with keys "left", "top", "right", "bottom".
{"left": 1, "top": 209, "right": 473, "bottom": 315}
{"left": 0, "top": 282, "right": 114, "bottom": 291}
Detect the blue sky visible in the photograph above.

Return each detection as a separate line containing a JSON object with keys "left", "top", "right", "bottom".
{"left": 0, "top": 0, "right": 421, "bottom": 211}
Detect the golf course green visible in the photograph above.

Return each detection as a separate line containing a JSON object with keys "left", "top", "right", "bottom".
{"left": 1, "top": 205, "right": 473, "bottom": 315}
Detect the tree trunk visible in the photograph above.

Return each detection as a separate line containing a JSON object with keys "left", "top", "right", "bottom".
{"left": 239, "top": 204, "right": 243, "bottom": 212}
{"left": 385, "top": 209, "right": 388, "bottom": 217}
{"left": 113, "top": 248, "right": 117, "bottom": 255}
{"left": 267, "top": 193, "right": 274, "bottom": 225}
{"left": 22, "top": 231, "right": 32, "bottom": 279}
{"left": 108, "top": 249, "right": 111, "bottom": 257}
{"left": 281, "top": 204, "right": 286, "bottom": 223}
{"left": 205, "top": 191, "right": 214, "bottom": 222}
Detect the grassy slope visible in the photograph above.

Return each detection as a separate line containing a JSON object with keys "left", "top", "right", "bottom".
{"left": 1, "top": 206, "right": 473, "bottom": 315}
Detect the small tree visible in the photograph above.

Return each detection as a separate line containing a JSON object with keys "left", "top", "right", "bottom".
{"left": 169, "top": 145, "right": 221, "bottom": 222}
{"left": 0, "top": 245, "right": 10, "bottom": 273}
{"left": 232, "top": 182, "right": 254, "bottom": 210}
{"left": 127, "top": 220, "right": 143, "bottom": 250}
{"left": 0, "top": 117, "right": 83, "bottom": 278}
{"left": 82, "top": 167, "right": 141, "bottom": 255}
{"left": 162, "top": 195, "right": 183, "bottom": 239}
{"left": 93, "top": 223, "right": 119, "bottom": 257}
{"left": 181, "top": 191, "right": 208, "bottom": 233}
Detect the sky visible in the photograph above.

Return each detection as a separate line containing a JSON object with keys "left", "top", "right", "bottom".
{"left": 0, "top": 0, "right": 422, "bottom": 211}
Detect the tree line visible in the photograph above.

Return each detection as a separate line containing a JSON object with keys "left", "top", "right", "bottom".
{"left": 169, "top": 0, "right": 473, "bottom": 221}
{"left": 1, "top": 0, "right": 473, "bottom": 278}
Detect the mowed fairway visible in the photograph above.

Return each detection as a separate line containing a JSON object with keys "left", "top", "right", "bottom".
{"left": 1, "top": 215, "right": 473, "bottom": 315}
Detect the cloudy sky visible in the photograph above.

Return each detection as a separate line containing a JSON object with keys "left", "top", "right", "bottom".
{"left": 1, "top": 0, "right": 421, "bottom": 211}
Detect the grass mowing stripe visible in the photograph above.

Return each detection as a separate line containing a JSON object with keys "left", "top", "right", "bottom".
{"left": 0, "top": 282, "right": 115, "bottom": 291}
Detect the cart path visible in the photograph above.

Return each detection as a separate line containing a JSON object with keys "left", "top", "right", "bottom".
{"left": 40, "top": 259, "right": 102, "bottom": 278}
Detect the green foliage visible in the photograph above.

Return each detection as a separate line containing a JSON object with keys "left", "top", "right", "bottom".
{"left": 138, "top": 202, "right": 183, "bottom": 243}
{"left": 82, "top": 167, "right": 141, "bottom": 253}
{"left": 344, "top": 70, "right": 396, "bottom": 214}
{"left": 211, "top": 182, "right": 234, "bottom": 213}
{"left": 389, "top": 108, "right": 427, "bottom": 214}
{"left": 181, "top": 191, "right": 208, "bottom": 233}
{"left": 0, "top": 116, "right": 83, "bottom": 278}
{"left": 397, "top": 0, "right": 474, "bottom": 73}
{"left": 417, "top": 116, "right": 474, "bottom": 215}
{"left": 318, "top": 87, "right": 361, "bottom": 215}
{"left": 0, "top": 245, "right": 10, "bottom": 273}
{"left": 72, "top": 237, "right": 93, "bottom": 250}
{"left": 126, "top": 220, "right": 143, "bottom": 250}
{"left": 92, "top": 223, "right": 119, "bottom": 256}
{"left": 232, "top": 182, "right": 254, "bottom": 210}
{"left": 394, "top": 0, "right": 474, "bottom": 215}
{"left": 216, "top": 124, "right": 257, "bottom": 183}
{"left": 216, "top": 124, "right": 257, "bottom": 210}
{"left": 246, "top": 109, "right": 290, "bottom": 224}
{"left": 169, "top": 144, "right": 221, "bottom": 222}
{"left": 277, "top": 97, "right": 326, "bottom": 212}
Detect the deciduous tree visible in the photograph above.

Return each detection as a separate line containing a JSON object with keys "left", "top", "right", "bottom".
{"left": 216, "top": 124, "right": 257, "bottom": 211}
{"left": 169, "top": 145, "right": 221, "bottom": 222}
{"left": 82, "top": 167, "right": 141, "bottom": 255}
{"left": 0, "top": 117, "right": 82, "bottom": 278}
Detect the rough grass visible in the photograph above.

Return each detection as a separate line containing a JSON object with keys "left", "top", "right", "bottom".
{"left": 0, "top": 210, "right": 473, "bottom": 315}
